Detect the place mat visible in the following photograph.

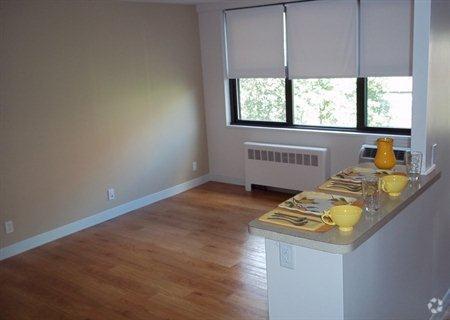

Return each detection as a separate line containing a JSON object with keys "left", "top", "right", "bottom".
{"left": 318, "top": 179, "right": 362, "bottom": 195}
{"left": 278, "top": 191, "right": 357, "bottom": 216}
{"left": 331, "top": 166, "right": 394, "bottom": 183}
{"left": 258, "top": 208, "right": 333, "bottom": 233}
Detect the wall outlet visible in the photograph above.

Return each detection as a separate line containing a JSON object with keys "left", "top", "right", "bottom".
{"left": 279, "top": 242, "right": 294, "bottom": 269}
{"left": 107, "top": 188, "right": 116, "bottom": 201}
{"left": 192, "top": 161, "right": 198, "bottom": 172}
{"left": 4, "top": 220, "right": 14, "bottom": 234}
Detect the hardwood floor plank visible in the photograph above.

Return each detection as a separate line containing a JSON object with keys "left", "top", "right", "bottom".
{"left": 0, "top": 182, "right": 288, "bottom": 320}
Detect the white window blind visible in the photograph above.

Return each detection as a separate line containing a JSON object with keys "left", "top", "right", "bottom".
{"left": 225, "top": 6, "right": 285, "bottom": 78}
{"left": 359, "top": 0, "right": 413, "bottom": 77}
{"left": 286, "top": 0, "right": 358, "bottom": 79}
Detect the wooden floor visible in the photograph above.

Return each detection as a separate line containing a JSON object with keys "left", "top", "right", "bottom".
{"left": 0, "top": 182, "right": 288, "bottom": 320}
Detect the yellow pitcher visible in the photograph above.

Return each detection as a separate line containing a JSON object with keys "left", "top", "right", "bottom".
{"left": 374, "top": 138, "right": 396, "bottom": 170}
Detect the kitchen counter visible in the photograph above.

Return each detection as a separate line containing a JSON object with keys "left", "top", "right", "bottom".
{"left": 248, "top": 167, "right": 442, "bottom": 319}
{"left": 249, "top": 169, "right": 441, "bottom": 254}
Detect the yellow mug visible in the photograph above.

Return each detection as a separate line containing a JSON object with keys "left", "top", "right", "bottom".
{"left": 380, "top": 174, "right": 409, "bottom": 197}
{"left": 321, "top": 205, "right": 362, "bottom": 232}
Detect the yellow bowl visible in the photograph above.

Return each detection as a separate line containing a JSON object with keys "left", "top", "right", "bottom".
{"left": 321, "top": 205, "right": 362, "bottom": 232}
{"left": 381, "top": 174, "right": 408, "bottom": 197}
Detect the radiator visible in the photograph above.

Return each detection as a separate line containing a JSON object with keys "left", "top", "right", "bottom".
{"left": 244, "top": 142, "right": 329, "bottom": 192}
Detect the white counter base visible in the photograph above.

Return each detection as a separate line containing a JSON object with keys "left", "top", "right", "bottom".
{"left": 265, "top": 182, "right": 437, "bottom": 320}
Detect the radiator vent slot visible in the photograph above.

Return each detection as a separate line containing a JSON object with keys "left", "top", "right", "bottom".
{"left": 247, "top": 148, "right": 319, "bottom": 167}
{"left": 362, "top": 147, "right": 377, "bottom": 159}
{"left": 275, "top": 152, "right": 281, "bottom": 162}
{"left": 394, "top": 149, "right": 406, "bottom": 161}
{"left": 359, "top": 144, "right": 409, "bottom": 164}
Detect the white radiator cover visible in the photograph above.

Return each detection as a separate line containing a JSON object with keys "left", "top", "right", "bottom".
{"left": 244, "top": 142, "right": 329, "bottom": 192}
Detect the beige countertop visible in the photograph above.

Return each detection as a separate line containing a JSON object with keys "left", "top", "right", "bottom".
{"left": 248, "top": 168, "right": 441, "bottom": 254}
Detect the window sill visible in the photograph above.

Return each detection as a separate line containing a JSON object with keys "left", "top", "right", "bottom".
{"left": 226, "top": 123, "right": 411, "bottom": 140}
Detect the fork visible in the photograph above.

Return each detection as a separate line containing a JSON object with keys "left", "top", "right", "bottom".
{"left": 330, "top": 180, "right": 361, "bottom": 187}
{"left": 329, "top": 182, "right": 361, "bottom": 191}
{"left": 331, "top": 185, "right": 361, "bottom": 192}
{"left": 272, "top": 212, "right": 308, "bottom": 221}
{"left": 267, "top": 216, "right": 308, "bottom": 226}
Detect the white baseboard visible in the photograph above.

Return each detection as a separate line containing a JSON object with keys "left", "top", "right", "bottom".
{"left": 0, "top": 174, "right": 210, "bottom": 261}
{"left": 209, "top": 174, "right": 244, "bottom": 186}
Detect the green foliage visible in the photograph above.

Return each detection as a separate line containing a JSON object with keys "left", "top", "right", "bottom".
{"left": 293, "top": 78, "right": 356, "bottom": 127}
{"left": 367, "top": 78, "right": 392, "bottom": 127}
{"left": 239, "top": 77, "right": 408, "bottom": 128}
{"left": 239, "top": 78, "right": 285, "bottom": 122}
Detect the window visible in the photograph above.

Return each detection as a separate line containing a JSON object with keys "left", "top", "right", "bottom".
{"left": 238, "top": 78, "right": 286, "bottom": 122}
{"left": 367, "top": 77, "right": 412, "bottom": 129}
{"left": 293, "top": 78, "right": 356, "bottom": 127}
{"left": 230, "top": 77, "right": 412, "bottom": 134}
{"left": 225, "top": 1, "right": 413, "bottom": 135}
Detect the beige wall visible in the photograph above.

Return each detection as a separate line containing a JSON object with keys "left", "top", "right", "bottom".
{"left": 0, "top": 0, "right": 209, "bottom": 248}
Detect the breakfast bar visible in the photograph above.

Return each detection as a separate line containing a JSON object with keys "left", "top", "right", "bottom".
{"left": 249, "top": 168, "right": 441, "bottom": 319}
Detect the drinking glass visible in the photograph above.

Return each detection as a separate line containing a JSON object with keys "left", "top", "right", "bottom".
{"left": 405, "top": 151, "right": 423, "bottom": 181}
{"left": 362, "top": 176, "right": 380, "bottom": 213}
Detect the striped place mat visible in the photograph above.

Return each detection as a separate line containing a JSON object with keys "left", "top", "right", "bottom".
{"left": 258, "top": 208, "right": 333, "bottom": 233}
{"left": 318, "top": 179, "right": 363, "bottom": 195}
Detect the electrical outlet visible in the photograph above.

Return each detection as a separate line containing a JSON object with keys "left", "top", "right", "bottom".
{"left": 4, "top": 220, "right": 14, "bottom": 234}
{"left": 279, "top": 242, "right": 294, "bottom": 269}
{"left": 192, "top": 161, "right": 198, "bottom": 172}
{"left": 107, "top": 188, "right": 116, "bottom": 201}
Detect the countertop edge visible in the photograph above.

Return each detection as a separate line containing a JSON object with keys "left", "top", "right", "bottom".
{"left": 248, "top": 170, "right": 441, "bottom": 255}
{"left": 248, "top": 225, "right": 355, "bottom": 254}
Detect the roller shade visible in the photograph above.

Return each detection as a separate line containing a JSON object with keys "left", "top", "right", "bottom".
{"left": 225, "top": 6, "right": 285, "bottom": 78}
{"left": 360, "top": 0, "right": 413, "bottom": 77}
{"left": 286, "top": 0, "right": 358, "bottom": 79}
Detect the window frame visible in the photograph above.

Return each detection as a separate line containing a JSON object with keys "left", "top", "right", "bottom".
{"left": 229, "top": 77, "right": 411, "bottom": 135}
